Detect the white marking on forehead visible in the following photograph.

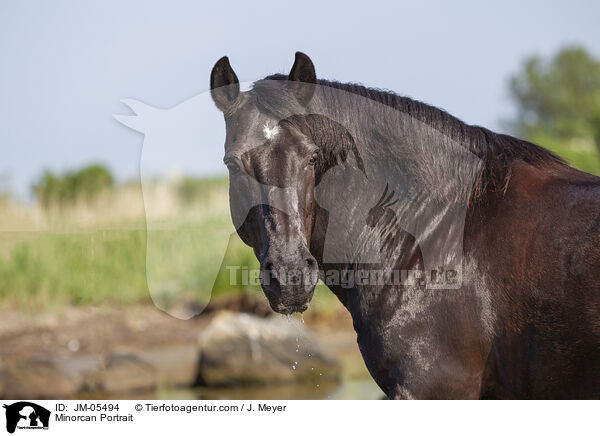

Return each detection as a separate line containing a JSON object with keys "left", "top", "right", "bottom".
{"left": 263, "top": 124, "right": 279, "bottom": 140}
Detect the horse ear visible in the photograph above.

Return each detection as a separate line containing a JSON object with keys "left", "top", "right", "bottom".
{"left": 210, "top": 56, "right": 240, "bottom": 112}
{"left": 288, "top": 52, "right": 316, "bottom": 106}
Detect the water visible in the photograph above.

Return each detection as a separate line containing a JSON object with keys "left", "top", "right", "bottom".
{"left": 157, "top": 378, "right": 384, "bottom": 400}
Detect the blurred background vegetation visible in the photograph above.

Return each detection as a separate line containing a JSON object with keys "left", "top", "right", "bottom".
{"left": 507, "top": 46, "right": 600, "bottom": 174}
{"left": 0, "top": 167, "right": 340, "bottom": 315}
{"left": 0, "top": 46, "right": 599, "bottom": 313}
{"left": 33, "top": 164, "right": 114, "bottom": 209}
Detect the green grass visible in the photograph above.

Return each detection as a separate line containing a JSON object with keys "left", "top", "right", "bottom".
{"left": 0, "top": 226, "right": 263, "bottom": 303}
{"left": 0, "top": 227, "right": 339, "bottom": 314}
{"left": 0, "top": 227, "right": 259, "bottom": 308}
{"left": 0, "top": 229, "right": 147, "bottom": 307}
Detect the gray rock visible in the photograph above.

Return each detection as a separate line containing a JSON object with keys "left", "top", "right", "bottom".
{"left": 134, "top": 345, "right": 198, "bottom": 387}
{"left": 82, "top": 351, "right": 157, "bottom": 394}
{"left": 58, "top": 354, "right": 103, "bottom": 385}
{"left": 197, "top": 311, "right": 340, "bottom": 386}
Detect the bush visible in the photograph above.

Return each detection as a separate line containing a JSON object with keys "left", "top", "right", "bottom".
{"left": 33, "top": 164, "right": 114, "bottom": 208}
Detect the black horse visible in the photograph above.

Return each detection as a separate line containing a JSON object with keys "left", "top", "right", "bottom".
{"left": 210, "top": 52, "right": 600, "bottom": 399}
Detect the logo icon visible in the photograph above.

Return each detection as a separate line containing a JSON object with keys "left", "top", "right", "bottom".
{"left": 3, "top": 402, "right": 50, "bottom": 434}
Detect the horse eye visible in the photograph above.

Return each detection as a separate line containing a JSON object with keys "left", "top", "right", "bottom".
{"left": 309, "top": 152, "right": 319, "bottom": 166}
{"left": 225, "top": 161, "right": 241, "bottom": 174}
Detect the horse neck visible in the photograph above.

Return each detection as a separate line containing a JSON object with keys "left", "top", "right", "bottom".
{"left": 308, "top": 93, "right": 483, "bottom": 289}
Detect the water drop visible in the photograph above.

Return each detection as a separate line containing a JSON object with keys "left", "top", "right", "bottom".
{"left": 301, "top": 313, "right": 304, "bottom": 323}
{"left": 317, "top": 384, "right": 319, "bottom": 387}
{"left": 311, "top": 367, "right": 314, "bottom": 370}
{"left": 67, "top": 339, "right": 80, "bottom": 352}
{"left": 287, "top": 314, "right": 290, "bottom": 322}
{"left": 292, "top": 365, "right": 296, "bottom": 370}
{"left": 319, "top": 373, "right": 322, "bottom": 376}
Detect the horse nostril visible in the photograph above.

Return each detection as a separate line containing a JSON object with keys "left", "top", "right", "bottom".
{"left": 305, "top": 257, "right": 316, "bottom": 268}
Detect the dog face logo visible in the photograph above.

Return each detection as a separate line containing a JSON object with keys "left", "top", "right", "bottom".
{"left": 3, "top": 402, "right": 50, "bottom": 433}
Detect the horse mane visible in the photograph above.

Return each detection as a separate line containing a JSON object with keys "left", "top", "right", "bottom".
{"left": 253, "top": 73, "right": 568, "bottom": 203}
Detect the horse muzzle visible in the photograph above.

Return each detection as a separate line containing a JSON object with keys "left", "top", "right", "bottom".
{"left": 259, "top": 253, "right": 319, "bottom": 314}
